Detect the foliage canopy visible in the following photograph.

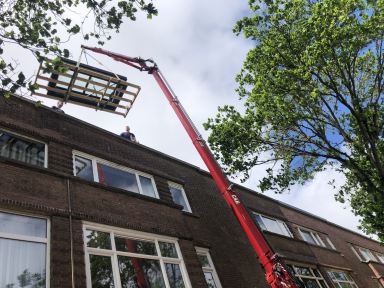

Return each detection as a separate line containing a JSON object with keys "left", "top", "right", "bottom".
{"left": 204, "top": 0, "right": 384, "bottom": 239}
{"left": 0, "top": 0, "right": 157, "bottom": 96}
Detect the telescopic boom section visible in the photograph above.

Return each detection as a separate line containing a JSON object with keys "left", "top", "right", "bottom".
{"left": 81, "top": 45, "right": 298, "bottom": 288}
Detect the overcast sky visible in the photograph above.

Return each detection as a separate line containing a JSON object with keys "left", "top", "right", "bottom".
{"left": 4, "top": 1, "right": 370, "bottom": 238}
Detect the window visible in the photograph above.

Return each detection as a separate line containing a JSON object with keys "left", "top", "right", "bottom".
{"left": 286, "top": 264, "right": 328, "bottom": 288}
{"left": 325, "top": 236, "right": 336, "bottom": 250}
{"left": 376, "top": 253, "right": 384, "bottom": 264}
{"left": 0, "top": 129, "right": 47, "bottom": 167}
{"left": 195, "top": 248, "right": 222, "bottom": 288}
{"left": 168, "top": 182, "right": 192, "bottom": 213}
{"left": 298, "top": 227, "right": 325, "bottom": 247}
{"left": 84, "top": 224, "right": 191, "bottom": 288}
{"left": 327, "top": 270, "right": 358, "bottom": 288}
{"left": 357, "top": 247, "right": 377, "bottom": 262}
{"left": 252, "top": 213, "right": 292, "bottom": 237}
{"left": 0, "top": 211, "right": 49, "bottom": 288}
{"left": 74, "top": 152, "right": 159, "bottom": 198}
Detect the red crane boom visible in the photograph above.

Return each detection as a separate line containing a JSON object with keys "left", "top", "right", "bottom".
{"left": 81, "top": 45, "right": 299, "bottom": 288}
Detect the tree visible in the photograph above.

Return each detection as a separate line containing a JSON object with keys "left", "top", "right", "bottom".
{"left": 204, "top": 0, "right": 384, "bottom": 240}
{"left": 0, "top": 0, "right": 157, "bottom": 97}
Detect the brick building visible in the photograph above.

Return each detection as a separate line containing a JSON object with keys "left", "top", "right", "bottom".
{"left": 0, "top": 95, "right": 383, "bottom": 288}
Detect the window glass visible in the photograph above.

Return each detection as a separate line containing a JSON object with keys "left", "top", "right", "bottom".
{"left": 169, "top": 184, "right": 191, "bottom": 212}
{"left": 254, "top": 214, "right": 267, "bottom": 230}
{"left": 0, "top": 212, "right": 47, "bottom": 238}
{"left": 85, "top": 229, "right": 112, "bottom": 250}
{"left": 288, "top": 264, "right": 329, "bottom": 288}
{"left": 74, "top": 155, "right": 94, "bottom": 181}
{"left": 204, "top": 272, "right": 218, "bottom": 288}
{"left": 139, "top": 175, "right": 156, "bottom": 198}
{"left": 262, "top": 217, "right": 285, "bottom": 235}
{"left": 159, "top": 241, "right": 178, "bottom": 258}
{"left": 85, "top": 225, "right": 189, "bottom": 288}
{"left": 118, "top": 256, "right": 166, "bottom": 288}
{"left": 302, "top": 278, "right": 320, "bottom": 287}
{"left": 0, "top": 131, "right": 45, "bottom": 167}
{"left": 115, "top": 237, "right": 157, "bottom": 255}
{"left": 300, "top": 230, "right": 317, "bottom": 245}
{"left": 198, "top": 255, "right": 210, "bottom": 268}
{"left": 97, "top": 163, "right": 139, "bottom": 193}
{"left": 74, "top": 153, "right": 159, "bottom": 199}
{"left": 358, "top": 247, "right": 376, "bottom": 261}
{"left": 165, "top": 263, "right": 185, "bottom": 288}
{"left": 327, "top": 271, "right": 358, "bottom": 288}
{"left": 299, "top": 229, "right": 325, "bottom": 246}
{"left": 0, "top": 213, "right": 48, "bottom": 288}
{"left": 90, "top": 255, "right": 115, "bottom": 287}
{"left": 196, "top": 248, "right": 222, "bottom": 288}
{"left": 0, "top": 239, "right": 46, "bottom": 288}
{"left": 295, "top": 266, "right": 312, "bottom": 276}
{"left": 252, "top": 213, "right": 291, "bottom": 237}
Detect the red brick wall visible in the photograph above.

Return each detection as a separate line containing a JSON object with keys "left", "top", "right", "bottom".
{"left": 1, "top": 96, "right": 384, "bottom": 288}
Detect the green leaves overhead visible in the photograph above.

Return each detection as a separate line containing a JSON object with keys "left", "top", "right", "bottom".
{"left": 205, "top": 0, "right": 384, "bottom": 240}
{"left": 0, "top": 0, "right": 158, "bottom": 96}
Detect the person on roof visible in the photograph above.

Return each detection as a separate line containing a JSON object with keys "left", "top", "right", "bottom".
{"left": 120, "top": 126, "right": 137, "bottom": 142}
{"left": 52, "top": 100, "right": 65, "bottom": 114}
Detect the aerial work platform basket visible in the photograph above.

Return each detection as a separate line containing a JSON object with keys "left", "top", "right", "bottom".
{"left": 33, "top": 58, "right": 141, "bottom": 117}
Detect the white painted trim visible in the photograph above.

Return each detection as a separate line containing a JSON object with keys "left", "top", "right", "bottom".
{"left": 376, "top": 253, "right": 384, "bottom": 264}
{"left": 195, "top": 247, "right": 223, "bottom": 288}
{"left": 83, "top": 222, "right": 192, "bottom": 288}
{"left": 73, "top": 150, "right": 159, "bottom": 199}
{"left": 0, "top": 127, "right": 48, "bottom": 168}
{"left": 168, "top": 181, "right": 192, "bottom": 213}
{"left": 350, "top": 245, "right": 363, "bottom": 261}
{"left": 326, "top": 236, "right": 336, "bottom": 250}
{"left": 84, "top": 222, "right": 178, "bottom": 242}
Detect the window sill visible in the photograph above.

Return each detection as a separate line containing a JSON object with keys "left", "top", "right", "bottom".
{"left": 182, "top": 211, "right": 200, "bottom": 219}
{"left": 263, "top": 230, "right": 295, "bottom": 240}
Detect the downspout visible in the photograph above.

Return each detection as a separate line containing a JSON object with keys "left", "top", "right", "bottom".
{"left": 368, "top": 262, "right": 384, "bottom": 287}
{"left": 67, "top": 179, "right": 75, "bottom": 288}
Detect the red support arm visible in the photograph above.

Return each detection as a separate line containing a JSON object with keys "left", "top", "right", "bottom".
{"left": 81, "top": 45, "right": 299, "bottom": 288}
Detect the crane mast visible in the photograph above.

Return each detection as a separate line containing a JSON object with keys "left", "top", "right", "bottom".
{"left": 81, "top": 45, "right": 299, "bottom": 288}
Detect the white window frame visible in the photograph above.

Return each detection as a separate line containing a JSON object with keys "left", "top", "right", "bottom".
{"left": 357, "top": 246, "right": 377, "bottom": 262}
{"left": 0, "top": 128, "right": 48, "bottom": 168}
{"left": 286, "top": 262, "right": 329, "bottom": 288}
{"left": 168, "top": 182, "right": 192, "bottom": 213}
{"left": 298, "top": 227, "right": 326, "bottom": 247}
{"left": 0, "top": 209, "right": 50, "bottom": 288}
{"left": 350, "top": 245, "right": 363, "bottom": 261}
{"left": 252, "top": 212, "right": 293, "bottom": 238}
{"left": 73, "top": 151, "right": 159, "bottom": 198}
{"left": 376, "top": 253, "right": 384, "bottom": 264}
{"left": 327, "top": 270, "right": 359, "bottom": 288}
{"left": 195, "top": 247, "right": 222, "bottom": 288}
{"left": 83, "top": 222, "right": 192, "bottom": 288}
{"left": 325, "top": 236, "right": 336, "bottom": 250}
